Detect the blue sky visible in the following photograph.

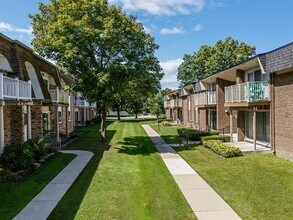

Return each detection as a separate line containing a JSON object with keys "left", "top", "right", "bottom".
{"left": 0, "top": 0, "right": 293, "bottom": 89}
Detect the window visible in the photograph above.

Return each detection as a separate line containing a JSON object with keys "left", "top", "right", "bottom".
{"left": 44, "top": 79, "right": 49, "bottom": 90}
{"left": 247, "top": 70, "right": 268, "bottom": 82}
{"left": 58, "top": 106, "right": 62, "bottom": 123}
{"left": 209, "top": 110, "right": 217, "bottom": 130}
{"left": 43, "top": 112, "right": 50, "bottom": 131}
{"left": 210, "top": 83, "right": 216, "bottom": 92}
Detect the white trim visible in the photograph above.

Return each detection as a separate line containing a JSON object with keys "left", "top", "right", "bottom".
{"left": 58, "top": 106, "right": 62, "bottom": 124}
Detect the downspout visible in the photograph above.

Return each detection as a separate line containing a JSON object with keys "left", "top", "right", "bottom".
{"left": 271, "top": 73, "right": 276, "bottom": 154}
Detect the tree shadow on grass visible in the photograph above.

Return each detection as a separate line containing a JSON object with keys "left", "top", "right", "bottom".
{"left": 48, "top": 124, "right": 117, "bottom": 220}
{"left": 116, "top": 136, "right": 158, "bottom": 156}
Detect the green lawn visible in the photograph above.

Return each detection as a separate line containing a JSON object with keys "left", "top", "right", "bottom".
{"left": 153, "top": 125, "right": 293, "bottom": 219}
{"left": 150, "top": 124, "right": 184, "bottom": 144}
{"left": 0, "top": 153, "right": 75, "bottom": 220}
{"left": 49, "top": 120, "right": 196, "bottom": 220}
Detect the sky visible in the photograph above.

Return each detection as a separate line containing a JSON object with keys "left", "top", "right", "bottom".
{"left": 0, "top": 0, "right": 293, "bottom": 89}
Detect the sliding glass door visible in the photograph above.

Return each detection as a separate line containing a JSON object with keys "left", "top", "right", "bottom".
{"left": 245, "top": 111, "right": 270, "bottom": 142}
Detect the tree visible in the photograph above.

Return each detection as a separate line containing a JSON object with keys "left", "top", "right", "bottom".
{"left": 30, "top": 0, "right": 163, "bottom": 144}
{"left": 177, "top": 37, "right": 256, "bottom": 87}
{"left": 144, "top": 88, "right": 172, "bottom": 117}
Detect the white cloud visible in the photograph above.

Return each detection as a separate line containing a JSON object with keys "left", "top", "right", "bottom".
{"left": 109, "top": 0, "right": 205, "bottom": 15}
{"left": 0, "top": 21, "right": 33, "bottom": 45}
{"left": 193, "top": 24, "right": 202, "bottom": 32}
{"left": 160, "top": 27, "right": 184, "bottom": 35}
{"left": 143, "top": 26, "right": 151, "bottom": 34}
{"left": 160, "top": 58, "right": 183, "bottom": 89}
{"left": 0, "top": 22, "right": 32, "bottom": 34}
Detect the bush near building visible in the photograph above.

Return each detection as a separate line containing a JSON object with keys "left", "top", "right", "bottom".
{"left": 0, "top": 138, "right": 56, "bottom": 172}
{"left": 203, "top": 140, "right": 242, "bottom": 158}
{"left": 178, "top": 128, "right": 219, "bottom": 141}
{"left": 200, "top": 135, "right": 230, "bottom": 143}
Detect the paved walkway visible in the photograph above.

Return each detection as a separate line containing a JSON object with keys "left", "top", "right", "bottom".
{"left": 142, "top": 125, "right": 241, "bottom": 220}
{"left": 14, "top": 150, "right": 93, "bottom": 220}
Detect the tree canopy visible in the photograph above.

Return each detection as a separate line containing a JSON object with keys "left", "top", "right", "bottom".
{"left": 30, "top": 0, "right": 163, "bottom": 143}
{"left": 177, "top": 37, "right": 256, "bottom": 87}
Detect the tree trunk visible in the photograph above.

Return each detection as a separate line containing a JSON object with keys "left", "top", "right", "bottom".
{"left": 101, "top": 106, "right": 107, "bottom": 145}
{"left": 117, "top": 106, "right": 121, "bottom": 121}
{"left": 135, "top": 113, "right": 138, "bottom": 119}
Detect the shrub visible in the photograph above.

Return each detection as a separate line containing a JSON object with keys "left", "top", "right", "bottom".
{"left": 203, "top": 140, "right": 242, "bottom": 158}
{"left": 0, "top": 142, "right": 36, "bottom": 171}
{"left": 0, "top": 169, "right": 23, "bottom": 183}
{"left": 27, "top": 138, "right": 48, "bottom": 160}
{"left": 161, "top": 120, "right": 172, "bottom": 126}
{"left": 178, "top": 128, "right": 220, "bottom": 141}
{"left": 200, "top": 135, "right": 230, "bottom": 143}
{"left": 157, "top": 114, "right": 166, "bottom": 120}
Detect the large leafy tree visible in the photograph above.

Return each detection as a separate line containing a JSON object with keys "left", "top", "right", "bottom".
{"left": 177, "top": 37, "right": 256, "bottom": 87}
{"left": 144, "top": 88, "right": 173, "bottom": 117}
{"left": 30, "top": 0, "right": 163, "bottom": 144}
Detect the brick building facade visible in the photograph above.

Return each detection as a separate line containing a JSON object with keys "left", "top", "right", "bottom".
{"left": 164, "top": 42, "right": 293, "bottom": 161}
{"left": 0, "top": 33, "right": 97, "bottom": 153}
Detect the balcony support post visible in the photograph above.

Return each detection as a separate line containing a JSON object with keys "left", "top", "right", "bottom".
{"left": 0, "top": 73, "right": 3, "bottom": 100}
{"left": 229, "top": 109, "right": 233, "bottom": 142}
{"left": 84, "top": 108, "right": 87, "bottom": 123}
{"left": 56, "top": 104, "right": 60, "bottom": 149}
{"left": 253, "top": 107, "right": 257, "bottom": 151}
{"left": 27, "top": 104, "right": 32, "bottom": 140}
{"left": 16, "top": 77, "right": 19, "bottom": 100}
{"left": 65, "top": 105, "right": 69, "bottom": 138}
{"left": 0, "top": 101, "right": 5, "bottom": 154}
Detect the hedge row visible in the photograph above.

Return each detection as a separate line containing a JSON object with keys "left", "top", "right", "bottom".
{"left": 0, "top": 138, "right": 56, "bottom": 172}
{"left": 178, "top": 128, "right": 219, "bottom": 141}
{"left": 203, "top": 140, "right": 242, "bottom": 158}
{"left": 200, "top": 135, "right": 231, "bottom": 143}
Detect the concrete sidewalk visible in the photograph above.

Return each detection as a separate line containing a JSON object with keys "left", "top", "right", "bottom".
{"left": 14, "top": 150, "right": 93, "bottom": 220}
{"left": 142, "top": 125, "right": 241, "bottom": 220}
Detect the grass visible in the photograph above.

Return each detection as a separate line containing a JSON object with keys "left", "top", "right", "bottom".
{"left": 153, "top": 125, "right": 293, "bottom": 219}
{"left": 0, "top": 153, "right": 76, "bottom": 220}
{"left": 150, "top": 124, "right": 184, "bottom": 144}
{"left": 49, "top": 120, "right": 196, "bottom": 220}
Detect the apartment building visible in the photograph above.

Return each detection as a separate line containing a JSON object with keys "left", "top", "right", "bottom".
{"left": 0, "top": 34, "right": 81, "bottom": 153}
{"left": 165, "top": 42, "right": 293, "bottom": 160}
{"left": 164, "top": 90, "right": 183, "bottom": 123}
{"left": 75, "top": 92, "right": 97, "bottom": 125}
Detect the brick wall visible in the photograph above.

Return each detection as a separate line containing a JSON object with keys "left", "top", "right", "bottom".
{"left": 4, "top": 104, "right": 23, "bottom": 145}
{"left": 216, "top": 78, "right": 236, "bottom": 131}
{"left": 199, "top": 109, "right": 207, "bottom": 131}
{"left": 31, "top": 100, "right": 43, "bottom": 139}
{"left": 272, "top": 71, "right": 293, "bottom": 160}
{"left": 182, "top": 96, "right": 188, "bottom": 125}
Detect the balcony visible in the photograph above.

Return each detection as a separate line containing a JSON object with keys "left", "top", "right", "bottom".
{"left": 225, "top": 82, "right": 270, "bottom": 104}
{"left": 169, "top": 99, "right": 182, "bottom": 108}
{"left": 164, "top": 100, "right": 170, "bottom": 108}
{"left": 75, "top": 99, "right": 89, "bottom": 107}
{"left": 50, "top": 89, "right": 69, "bottom": 104}
{"left": 0, "top": 73, "right": 32, "bottom": 100}
{"left": 195, "top": 91, "right": 217, "bottom": 106}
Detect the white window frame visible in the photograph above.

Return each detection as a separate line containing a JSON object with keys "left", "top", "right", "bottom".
{"left": 42, "top": 111, "right": 51, "bottom": 131}
{"left": 58, "top": 106, "right": 62, "bottom": 124}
